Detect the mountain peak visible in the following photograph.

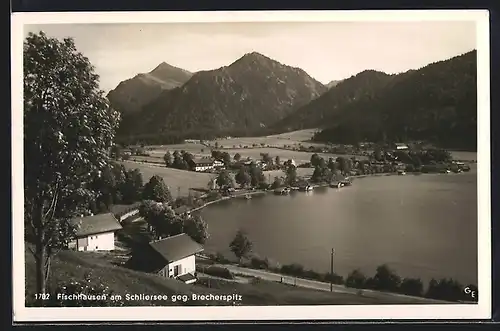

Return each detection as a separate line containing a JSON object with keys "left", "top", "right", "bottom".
{"left": 243, "top": 51, "right": 269, "bottom": 59}
{"left": 355, "top": 69, "right": 389, "bottom": 77}
{"left": 150, "top": 62, "right": 187, "bottom": 75}
{"left": 230, "top": 51, "right": 274, "bottom": 67}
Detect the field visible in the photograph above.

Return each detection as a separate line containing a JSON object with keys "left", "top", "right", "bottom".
{"left": 123, "top": 158, "right": 316, "bottom": 198}
{"left": 220, "top": 147, "right": 366, "bottom": 164}
{"left": 140, "top": 146, "right": 365, "bottom": 167}
{"left": 122, "top": 161, "right": 215, "bottom": 198}
{"left": 137, "top": 129, "right": 367, "bottom": 166}
{"left": 24, "top": 244, "right": 409, "bottom": 306}
{"left": 208, "top": 129, "right": 320, "bottom": 148}
{"left": 147, "top": 143, "right": 208, "bottom": 157}
{"left": 123, "top": 129, "right": 368, "bottom": 197}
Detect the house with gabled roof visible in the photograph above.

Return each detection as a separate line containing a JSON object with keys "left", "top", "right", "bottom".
{"left": 68, "top": 213, "right": 123, "bottom": 252}
{"left": 146, "top": 233, "right": 204, "bottom": 284}
{"left": 188, "top": 157, "right": 215, "bottom": 172}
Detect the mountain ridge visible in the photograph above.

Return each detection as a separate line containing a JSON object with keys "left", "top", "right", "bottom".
{"left": 107, "top": 62, "right": 194, "bottom": 114}
{"left": 310, "top": 50, "right": 477, "bottom": 150}
{"left": 117, "top": 51, "right": 327, "bottom": 141}
{"left": 273, "top": 69, "right": 394, "bottom": 131}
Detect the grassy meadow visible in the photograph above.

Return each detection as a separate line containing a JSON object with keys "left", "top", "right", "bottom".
{"left": 25, "top": 244, "right": 409, "bottom": 306}
{"left": 122, "top": 161, "right": 215, "bottom": 198}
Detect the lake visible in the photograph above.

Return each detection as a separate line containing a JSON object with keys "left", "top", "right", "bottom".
{"left": 200, "top": 166, "right": 478, "bottom": 286}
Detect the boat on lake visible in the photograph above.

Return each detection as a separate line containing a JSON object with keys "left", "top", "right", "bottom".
{"left": 340, "top": 178, "right": 352, "bottom": 186}
{"left": 274, "top": 187, "right": 291, "bottom": 195}
{"left": 298, "top": 185, "right": 313, "bottom": 192}
{"left": 330, "top": 182, "right": 343, "bottom": 189}
{"left": 244, "top": 194, "right": 252, "bottom": 200}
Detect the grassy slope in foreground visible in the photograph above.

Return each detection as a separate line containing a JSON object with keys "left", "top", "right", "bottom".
{"left": 24, "top": 245, "right": 446, "bottom": 306}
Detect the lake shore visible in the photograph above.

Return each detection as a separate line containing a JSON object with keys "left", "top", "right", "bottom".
{"left": 190, "top": 169, "right": 469, "bottom": 213}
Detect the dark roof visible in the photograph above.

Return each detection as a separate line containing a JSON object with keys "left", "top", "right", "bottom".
{"left": 70, "top": 213, "right": 123, "bottom": 237}
{"left": 149, "top": 233, "right": 204, "bottom": 262}
{"left": 191, "top": 157, "right": 214, "bottom": 165}
{"left": 109, "top": 203, "right": 141, "bottom": 216}
{"left": 174, "top": 205, "right": 190, "bottom": 214}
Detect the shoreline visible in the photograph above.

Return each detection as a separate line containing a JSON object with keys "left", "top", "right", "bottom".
{"left": 195, "top": 254, "right": 475, "bottom": 304}
{"left": 189, "top": 169, "right": 472, "bottom": 213}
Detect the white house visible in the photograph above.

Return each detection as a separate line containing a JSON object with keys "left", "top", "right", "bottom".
{"left": 68, "top": 213, "right": 123, "bottom": 252}
{"left": 189, "top": 157, "right": 215, "bottom": 172}
{"left": 393, "top": 143, "right": 409, "bottom": 150}
{"left": 148, "top": 233, "right": 204, "bottom": 284}
{"left": 213, "top": 159, "right": 225, "bottom": 168}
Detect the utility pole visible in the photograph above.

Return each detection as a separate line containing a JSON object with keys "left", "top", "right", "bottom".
{"left": 330, "top": 248, "right": 334, "bottom": 292}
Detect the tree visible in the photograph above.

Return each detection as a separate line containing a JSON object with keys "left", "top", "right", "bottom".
{"left": 229, "top": 230, "right": 253, "bottom": 264}
{"left": 182, "top": 151, "right": 194, "bottom": 164}
{"left": 120, "top": 169, "right": 143, "bottom": 203}
{"left": 261, "top": 153, "right": 272, "bottom": 164}
{"left": 425, "top": 278, "right": 465, "bottom": 301}
{"left": 374, "top": 147, "right": 384, "bottom": 161}
{"left": 235, "top": 167, "right": 251, "bottom": 188}
{"left": 249, "top": 163, "right": 266, "bottom": 187}
{"left": 182, "top": 214, "right": 209, "bottom": 244}
{"left": 139, "top": 200, "right": 178, "bottom": 239}
{"left": 311, "top": 166, "right": 325, "bottom": 183}
{"left": 24, "top": 32, "right": 120, "bottom": 297}
{"left": 310, "top": 153, "right": 321, "bottom": 167}
{"left": 345, "top": 269, "right": 367, "bottom": 289}
{"left": 142, "top": 175, "right": 172, "bottom": 203}
{"left": 221, "top": 152, "right": 232, "bottom": 166}
{"left": 216, "top": 170, "right": 233, "bottom": 189}
{"left": 172, "top": 151, "right": 184, "bottom": 169}
{"left": 211, "top": 150, "right": 223, "bottom": 160}
{"left": 91, "top": 165, "right": 117, "bottom": 209}
{"left": 399, "top": 277, "right": 424, "bottom": 297}
{"left": 110, "top": 144, "right": 122, "bottom": 160}
{"left": 327, "top": 158, "right": 337, "bottom": 172}
{"left": 271, "top": 177, "right": 283, "bottom": 189}
{"left": 336, "top": 156, "right": 349, "bottom": 174}
{"left": 412, "top": 154, "right": 422, "bottom": 169}
{"left": 370, "top": 264, "right": 401, "bottom": 292}
{"left": 284, "top": 164, "right": 298, "bottom": 186}
{"left": 234, "top": 153, "right": 242, "bottom": 162}
{"left": 163, "top": 151, "right": 172, "bottom": 167}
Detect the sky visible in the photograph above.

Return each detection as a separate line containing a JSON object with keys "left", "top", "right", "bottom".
{"left": 24, "top": 21, "right": 477, "bottom": 92}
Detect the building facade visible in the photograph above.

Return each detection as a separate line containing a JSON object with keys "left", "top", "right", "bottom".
{"left": 148, "top": 233, "right": 204, "bottom": 284}
{"left": 69, "top": 213, "right": 123, "bottom": 252}
{"left": 190, "top": 157, "right": 215, "bottom": 172}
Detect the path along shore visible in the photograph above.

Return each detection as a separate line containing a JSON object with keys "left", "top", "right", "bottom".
{"left": 195, "top": 255, "right": 453, "bottom": 304}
